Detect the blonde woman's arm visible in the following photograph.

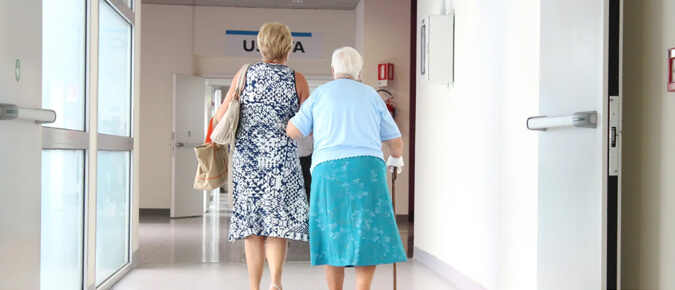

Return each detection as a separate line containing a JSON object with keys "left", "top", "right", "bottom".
{"left": 295, "top": 71, "right": 310, "bottom": 106}
{"left": 215, "top": 68, "right": 244, "bottom": 122}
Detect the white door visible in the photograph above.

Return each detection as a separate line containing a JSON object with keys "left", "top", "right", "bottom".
{"left": 537, "top": 0, "right": 621, "bottom": 289}
{"left": 0, "top": 1, "right": 42, "bottom": 288}
{"left": 171, "top": 74, "right": 206, "bottom": 218}
{"left": 205, "top": 84, "right": 229, "bottom": 211}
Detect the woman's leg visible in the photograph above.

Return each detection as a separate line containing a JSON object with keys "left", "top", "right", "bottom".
{"left": 355, "top": 265, "right": 377, "bottom": 290}
{"left": 324, "top": 265, "right": 345, "bottom": 290}
{"left": 245, "top": 235, "right": 266, "bottom": 290}
{"left": 265, "top": 237, "right": 288, "bottom": 289}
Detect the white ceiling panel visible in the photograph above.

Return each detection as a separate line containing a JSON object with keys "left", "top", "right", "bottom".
{"left": 195, "top": 0, "right": 237, "bottom": 6}
{"left": 234, "top": 0, "right": 275, "bottom": 8}
{"left": 316, "top": 0, "right": 360, "bottom": 9}
{"left": 276, "top": 0, "right": 318, "bottom": 9}
{"left": 317, "top": 0, "right": 359, "bottom": 3}
{"left": 143, "top": 0, "right": 195, "bottom": 5}
{"left": 142, "top": 0, "right": 360, "bottom": 9}
{"left": 316, "top": 3, "right": 356, "bottom": 10}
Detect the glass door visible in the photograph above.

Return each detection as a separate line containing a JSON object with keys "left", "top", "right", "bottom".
{"left": 40, "top": 0, "right": 87, "bottom": 289}
{"left": 41, "top": 0, "right": 137, "bottom": 288}
{"left": 95, "top": 0, "right": 135, "bottom": 286}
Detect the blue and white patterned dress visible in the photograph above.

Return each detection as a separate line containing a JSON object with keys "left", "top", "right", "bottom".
{"left": 228, "top": 62, "right": 309, "bottom": 242}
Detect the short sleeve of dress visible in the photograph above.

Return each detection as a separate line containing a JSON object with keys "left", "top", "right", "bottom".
{"left": 376, "top": 93, "right": 401, "bottom": 141}
{"left": 290, "top": 92, "right": 315, "bottom": 137}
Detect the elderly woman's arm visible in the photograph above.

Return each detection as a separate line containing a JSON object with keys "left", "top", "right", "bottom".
{"left": 287, "top": 86, "right": 314, "bottom": 140}
{"left": 287, "top": 72, "right": 309, "bottom": 139}
{"left": 383, "top": 137, "right": 403, "bottom": 158}
{"left": 384, "top": 137, "right": 404, "bottom": 173}
{"left": 286, "top": 122, "right": 303, "bottom": 140}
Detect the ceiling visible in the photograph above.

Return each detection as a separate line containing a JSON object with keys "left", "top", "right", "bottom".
{"left": 141, "top": 0, "right": 362, "bottom": 10}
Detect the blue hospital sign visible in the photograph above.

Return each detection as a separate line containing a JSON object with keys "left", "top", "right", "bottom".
{"left": 225, "top": 30, "right": 324, "bottom": 58}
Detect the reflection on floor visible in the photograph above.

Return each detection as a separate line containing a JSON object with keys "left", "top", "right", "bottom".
{"left": 112, "top": 211, "right": 457, "bottom": 290}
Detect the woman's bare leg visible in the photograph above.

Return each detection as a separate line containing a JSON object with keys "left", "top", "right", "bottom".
{"left": 324, "top": 265, "right": 345, "bottom": 290}
{"left": 355, "top": 265, "right": 377, "bottom": 290}
{"left": 245, "top": 235, "right": 266, "bottom": 290}
{"left": 265, "top": 237, "right": 288, "bottom": 290}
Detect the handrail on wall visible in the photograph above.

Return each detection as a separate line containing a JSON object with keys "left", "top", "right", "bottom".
{"left": 0, "top": 103, "right": 56, "bottom": 124}
{"left": 527, "top": 111, "right": 597, "bottom": 131}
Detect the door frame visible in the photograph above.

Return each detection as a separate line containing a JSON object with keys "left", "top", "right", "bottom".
{"left": 606, "top": 0, "right": 623, "bottom": 288}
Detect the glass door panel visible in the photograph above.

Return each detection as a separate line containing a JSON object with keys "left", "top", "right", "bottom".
{"left": 95, "top": 0, "right": 134, "bottom": 286}
{"left": 98, "top": 1, "right": 132, "bottom": 137}
{"left": 41, "top": 0, "right": 87, "bottom": 288}
{"left": 42, "top": 0, "right": 86, "bottom": 131}
{"left": 40, "top": 150, "right": 85, "bottom": 289}
{"left": 95, "top": 151, "right": 131, "bottom": 286}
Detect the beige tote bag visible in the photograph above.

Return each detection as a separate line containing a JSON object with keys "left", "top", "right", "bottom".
{"left": 193, "top": 142, "right": 228, "bottom": 191}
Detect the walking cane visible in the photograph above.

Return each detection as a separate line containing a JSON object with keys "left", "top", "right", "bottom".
{"left": 391, "top": 169, "right": 398, "bottom": 290}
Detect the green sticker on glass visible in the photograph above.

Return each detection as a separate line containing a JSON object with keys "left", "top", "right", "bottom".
{"left": 15, "top": 59, "right": 20, "bottom": 82}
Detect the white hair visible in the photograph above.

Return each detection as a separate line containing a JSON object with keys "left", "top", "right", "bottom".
{"left": 331, "top": 47, "right": 363, "bottom": 80}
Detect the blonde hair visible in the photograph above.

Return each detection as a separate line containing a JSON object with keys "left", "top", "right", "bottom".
{"left": 331, "top": 47, "right": 363, "bottom": 80}
{"left": 257, "top": 22, "right": 293, "bottom": 62}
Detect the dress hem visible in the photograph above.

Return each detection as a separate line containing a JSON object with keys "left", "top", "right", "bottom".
{"left": 310, "top": 258, "right": 408, "bottom": 267}
{"left": 229, "top": 230, "right": 309, "bottom": 243}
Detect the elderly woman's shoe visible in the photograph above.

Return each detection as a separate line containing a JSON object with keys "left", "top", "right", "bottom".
{"left": 269, "top": 284, "right": 281, "bottom": 290}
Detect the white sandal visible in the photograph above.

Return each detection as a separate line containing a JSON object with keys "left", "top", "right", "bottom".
{"left": 270, "top": 284, "right": 281, "bottom": 290}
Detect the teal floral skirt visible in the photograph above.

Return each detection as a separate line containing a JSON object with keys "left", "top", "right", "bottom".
{"left": 309, "top": 156, "right": 407, "bottom": 267}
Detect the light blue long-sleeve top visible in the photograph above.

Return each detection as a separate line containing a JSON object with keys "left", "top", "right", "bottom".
{"left": 289, "top": 78, "right": 401, "bottom": 173}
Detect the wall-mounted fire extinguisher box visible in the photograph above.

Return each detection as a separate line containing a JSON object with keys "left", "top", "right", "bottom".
{"left": 377, "top": 63, "right": 394, "bottom": 87}
{"left": 669, "top": 47, "right": 675, "bottom": 92}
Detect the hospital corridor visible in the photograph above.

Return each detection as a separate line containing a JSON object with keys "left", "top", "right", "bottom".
{"left": 1, "top": 0, "right": 675, "bottom": 289}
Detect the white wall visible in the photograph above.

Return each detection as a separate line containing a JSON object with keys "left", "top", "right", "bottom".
{"left": 0, "top": 1, "right": 42, "bottom": 288}
{"left": 360, "top": 0, "right": 411, "bottom": 214}
{"left": 140, "top": 4, "right": 195, "bottom": 208}
{"left": 140, "top": 4, "right": 355, "bottom": 208}
{"left": 355, "top": 0, "right": 364, "bottom": 54}
{"left": 622, "top": 0, "right": 675, "bottom": 288}
{"left": 414, "top": 0, "right": 539, "bottom": 289}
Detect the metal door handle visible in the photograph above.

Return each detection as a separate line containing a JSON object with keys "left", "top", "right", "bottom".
{"left": 527, "top": 111, "right": 597, "bottom": 131}
{"left": 0, "top": 103, "right": 56, "bottom": 124}
{"left": 175, "top": 142, "right": 201, "bottom": 148}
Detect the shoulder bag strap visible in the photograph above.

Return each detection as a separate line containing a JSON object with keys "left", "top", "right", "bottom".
{"left": 234, "top": 63, "right": 250, "bottom": 100}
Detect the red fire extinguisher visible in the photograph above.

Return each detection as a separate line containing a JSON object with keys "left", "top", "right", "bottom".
{"left": 377, "top": 89, "right": 396, "bottom": 119}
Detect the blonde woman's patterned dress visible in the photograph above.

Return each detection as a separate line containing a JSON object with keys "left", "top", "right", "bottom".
{"left": 228, "top": 62, "right": 309, "bottom": 242}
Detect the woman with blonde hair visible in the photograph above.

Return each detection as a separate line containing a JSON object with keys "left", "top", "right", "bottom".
{"left": 287, "top": 46, "right": 407, "bottom": 290}
{"left": 215, "top": 22, "right": 310, "bottom": 290}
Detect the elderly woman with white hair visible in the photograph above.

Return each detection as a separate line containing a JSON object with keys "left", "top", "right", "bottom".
{"left": 286, "top": 47, "right": 407, "bottom": 290}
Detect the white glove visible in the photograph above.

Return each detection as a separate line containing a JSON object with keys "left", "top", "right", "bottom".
{"left": 387, "top": 156, "right": 404, "bottom": 174}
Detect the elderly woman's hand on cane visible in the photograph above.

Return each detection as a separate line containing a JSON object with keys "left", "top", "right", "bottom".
{"left": 387, "top": 156, "right": 404, "bottom": 174}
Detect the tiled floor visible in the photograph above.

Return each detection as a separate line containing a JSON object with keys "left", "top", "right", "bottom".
{"left": 112, "top": 210, "right": 458, "bottom": 290}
